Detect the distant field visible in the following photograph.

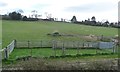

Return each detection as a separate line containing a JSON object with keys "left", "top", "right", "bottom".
{"left": 2, "top": 20, "right": 118, "bottom": 48}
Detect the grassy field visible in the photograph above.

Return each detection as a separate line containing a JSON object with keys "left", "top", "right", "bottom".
{"left": 2, "top": 20, "right": 118, "bottom": 48}
{"left": 8, "top": 48, "right": 114, "bottom": 59}
{"left": 2, "top": 20, "right": 118, "bottom": 58}
{"left": 2, "top": 20, "right": 118, "bottom": 69}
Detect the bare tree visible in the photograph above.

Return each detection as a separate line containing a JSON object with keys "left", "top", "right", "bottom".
{"left": 17, "top": 9, "right": 24, "bottom": 14}
{"left": 31, "top": 10, "right": 38, "bottom": 18}
{"left": 44, "top": 12, "right": 48, "bottom": 19}
{"left": 44, "top": 12, "right": 52, "bottom": 19}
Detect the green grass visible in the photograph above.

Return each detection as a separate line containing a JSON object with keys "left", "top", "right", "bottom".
{"left": 2, "top": 48, "right": 117, "bottom": 65}
{"left": 2, "top": 20, "right": 118, "bottom": 48}
{"left": 8, "top": 48, "right": 115, "bottom": 60}
{"left": 3, "top": 53, "right": 118, "bottom": 65}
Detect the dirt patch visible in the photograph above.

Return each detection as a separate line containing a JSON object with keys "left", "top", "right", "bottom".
{"left": 82, "top": 36, "right": 97, "bottom": 41}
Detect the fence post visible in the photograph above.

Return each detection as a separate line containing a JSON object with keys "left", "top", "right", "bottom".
{"left": 28, "top": 41, "right": 32, "bottom": 57}
{"left": 112, "top": 43, "right": 115, "bottom": 53}
{"left": 14, "top": 39, "right": 17, "bottom": 48}
{"left": 52, "top": 40, "right": 56, "bottom": 57}
{"left": 62, "top": 42, "right": 65, "bottom": 56}
{"left": 54, "top": 40, "right": 56, "bottom": 57}
{"left": 112, "top": 46, "right": 114, "bottom": 53}
{"left": 28, "top": 41, "right": 30, "bottom": 48}
{"left": 55, "top": 41, "right": 57, "bottom": 48}
{"left": 30, "top": 47, "right": 32, "bottom": 57}
{"left": 96, "top": 42, "right": 99, "bottom": 54}
{"left": 101, "top": 35, "right": 104, "bottom": 41}
{"left": 116, "top": 44, "right": 118, "bottom": 53}
{"left": 77, "top": 42, "right": 79, "bottom": 54}
{"left": 88, "top": 42, "right": 89, "bottom": 47}
{"left": 4, "top": 47, "right": 8, "bottom": 60}
{"left": 83, "top": 43, "right": 84, "bottom": 48}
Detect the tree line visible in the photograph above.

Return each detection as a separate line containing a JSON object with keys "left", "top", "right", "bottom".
{"left": 71, "top": 16, "right": 120, "bottom": 28}
{"left": 1, "top": 11, "right": 119, "bottom": 28}
{"left": 1, "top": 11, "right": 39, "bottom": 21}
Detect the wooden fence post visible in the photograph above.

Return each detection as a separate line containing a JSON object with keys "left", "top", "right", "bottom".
{"left": 28, "top": 41, "right": 32, "bottom": 56}
{"left": 77, "top": 42, "right": 79, "bottom": 54}
{"left": 116, "top": 44, "right": 118, "bottom": 53}
{"left": 30, "top": 47, "right": 32, "bottom": 57}
{"left": 62, "top": 42, "right": 65, "bottom": 56}
{"left": 14, "top": 39, "right": 17, "bottom": 48}
{"left": 28, "top": 41, "right": 30, "bottom": 48}
{"left": 5, "top": 47, "right": 8, "bottom": 60}
{"left": 96, "top": 42, "right": 99, "bottom": 54}
{"left": 55, "top": 41, "right": 57, "bottom": 49}
{"left": 112, "top": 43, "right": 115, "bottom": 53}
{"left": 101, "top": 35, "right": 103, "bottom": 41}
{"left": 88, "top": 43, "right": 89, "bottom": 47}
{"left": 52, "top": 40, "right": 56, "bottom": 57}
{"left": 83, "top": 43, "right": 84, "bottom": 48}
{"left": 54, "top": 40, "right": 56, "bottom": 57}
{"left": 116, "top": 43, "right": 118, "bottom": 53}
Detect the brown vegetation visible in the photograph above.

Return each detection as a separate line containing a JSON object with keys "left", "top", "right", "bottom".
{"left": 2, "top": 57, "right": 118, "bottom": 70}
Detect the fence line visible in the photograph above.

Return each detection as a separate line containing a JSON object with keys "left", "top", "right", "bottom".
{"left": 0, "top": 40, "right": 118, "bottom": 59}
{"left": 15, "top": 40, "right": 117, "bottom": 49}
{"left": 16, "top": 40, "right": 101, "bottom": 49}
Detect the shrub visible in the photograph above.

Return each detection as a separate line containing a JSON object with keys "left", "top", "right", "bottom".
{"left": 47, "top": 33, "right": 51, "bottom": 35}
{"left": 22, "top": 17, "right": 39, "bottom": 21}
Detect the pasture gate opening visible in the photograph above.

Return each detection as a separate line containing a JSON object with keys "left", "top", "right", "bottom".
{"left": 0, "top": 40, "right": 118, "bottom": 59}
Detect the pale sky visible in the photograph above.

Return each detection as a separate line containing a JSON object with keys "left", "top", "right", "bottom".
{"left": 0, "top": 0, "right": 119, "bottom": 22}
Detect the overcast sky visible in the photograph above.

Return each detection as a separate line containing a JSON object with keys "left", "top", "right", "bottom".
{"left": 0, "top": 0, "right": 119, "bottom": 22}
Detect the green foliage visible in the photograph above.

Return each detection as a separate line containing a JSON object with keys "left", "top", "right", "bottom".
{"left": 1, "top": 15, "right": 11, "bottom": 20}
{"left": 9, "top": 11, "right": 22, "bottom": 20}
{"left": 71, "top": 16, "right": 77, "bottom": 22}
{"left": 22, "top": 16, "right": 27, "bottom": 21}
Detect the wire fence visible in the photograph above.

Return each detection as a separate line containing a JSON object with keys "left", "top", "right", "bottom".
{"left": 15, "top": 40, "right": 118, "bottom": 57}
{"left": 15, "top": 40, "right": 116, "bottom": 49}
{"left": 0, "top": 40, "right": 118, "bottom": 59}
{"left": 16, "top": 40, "right": 99, "bottom": 49}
